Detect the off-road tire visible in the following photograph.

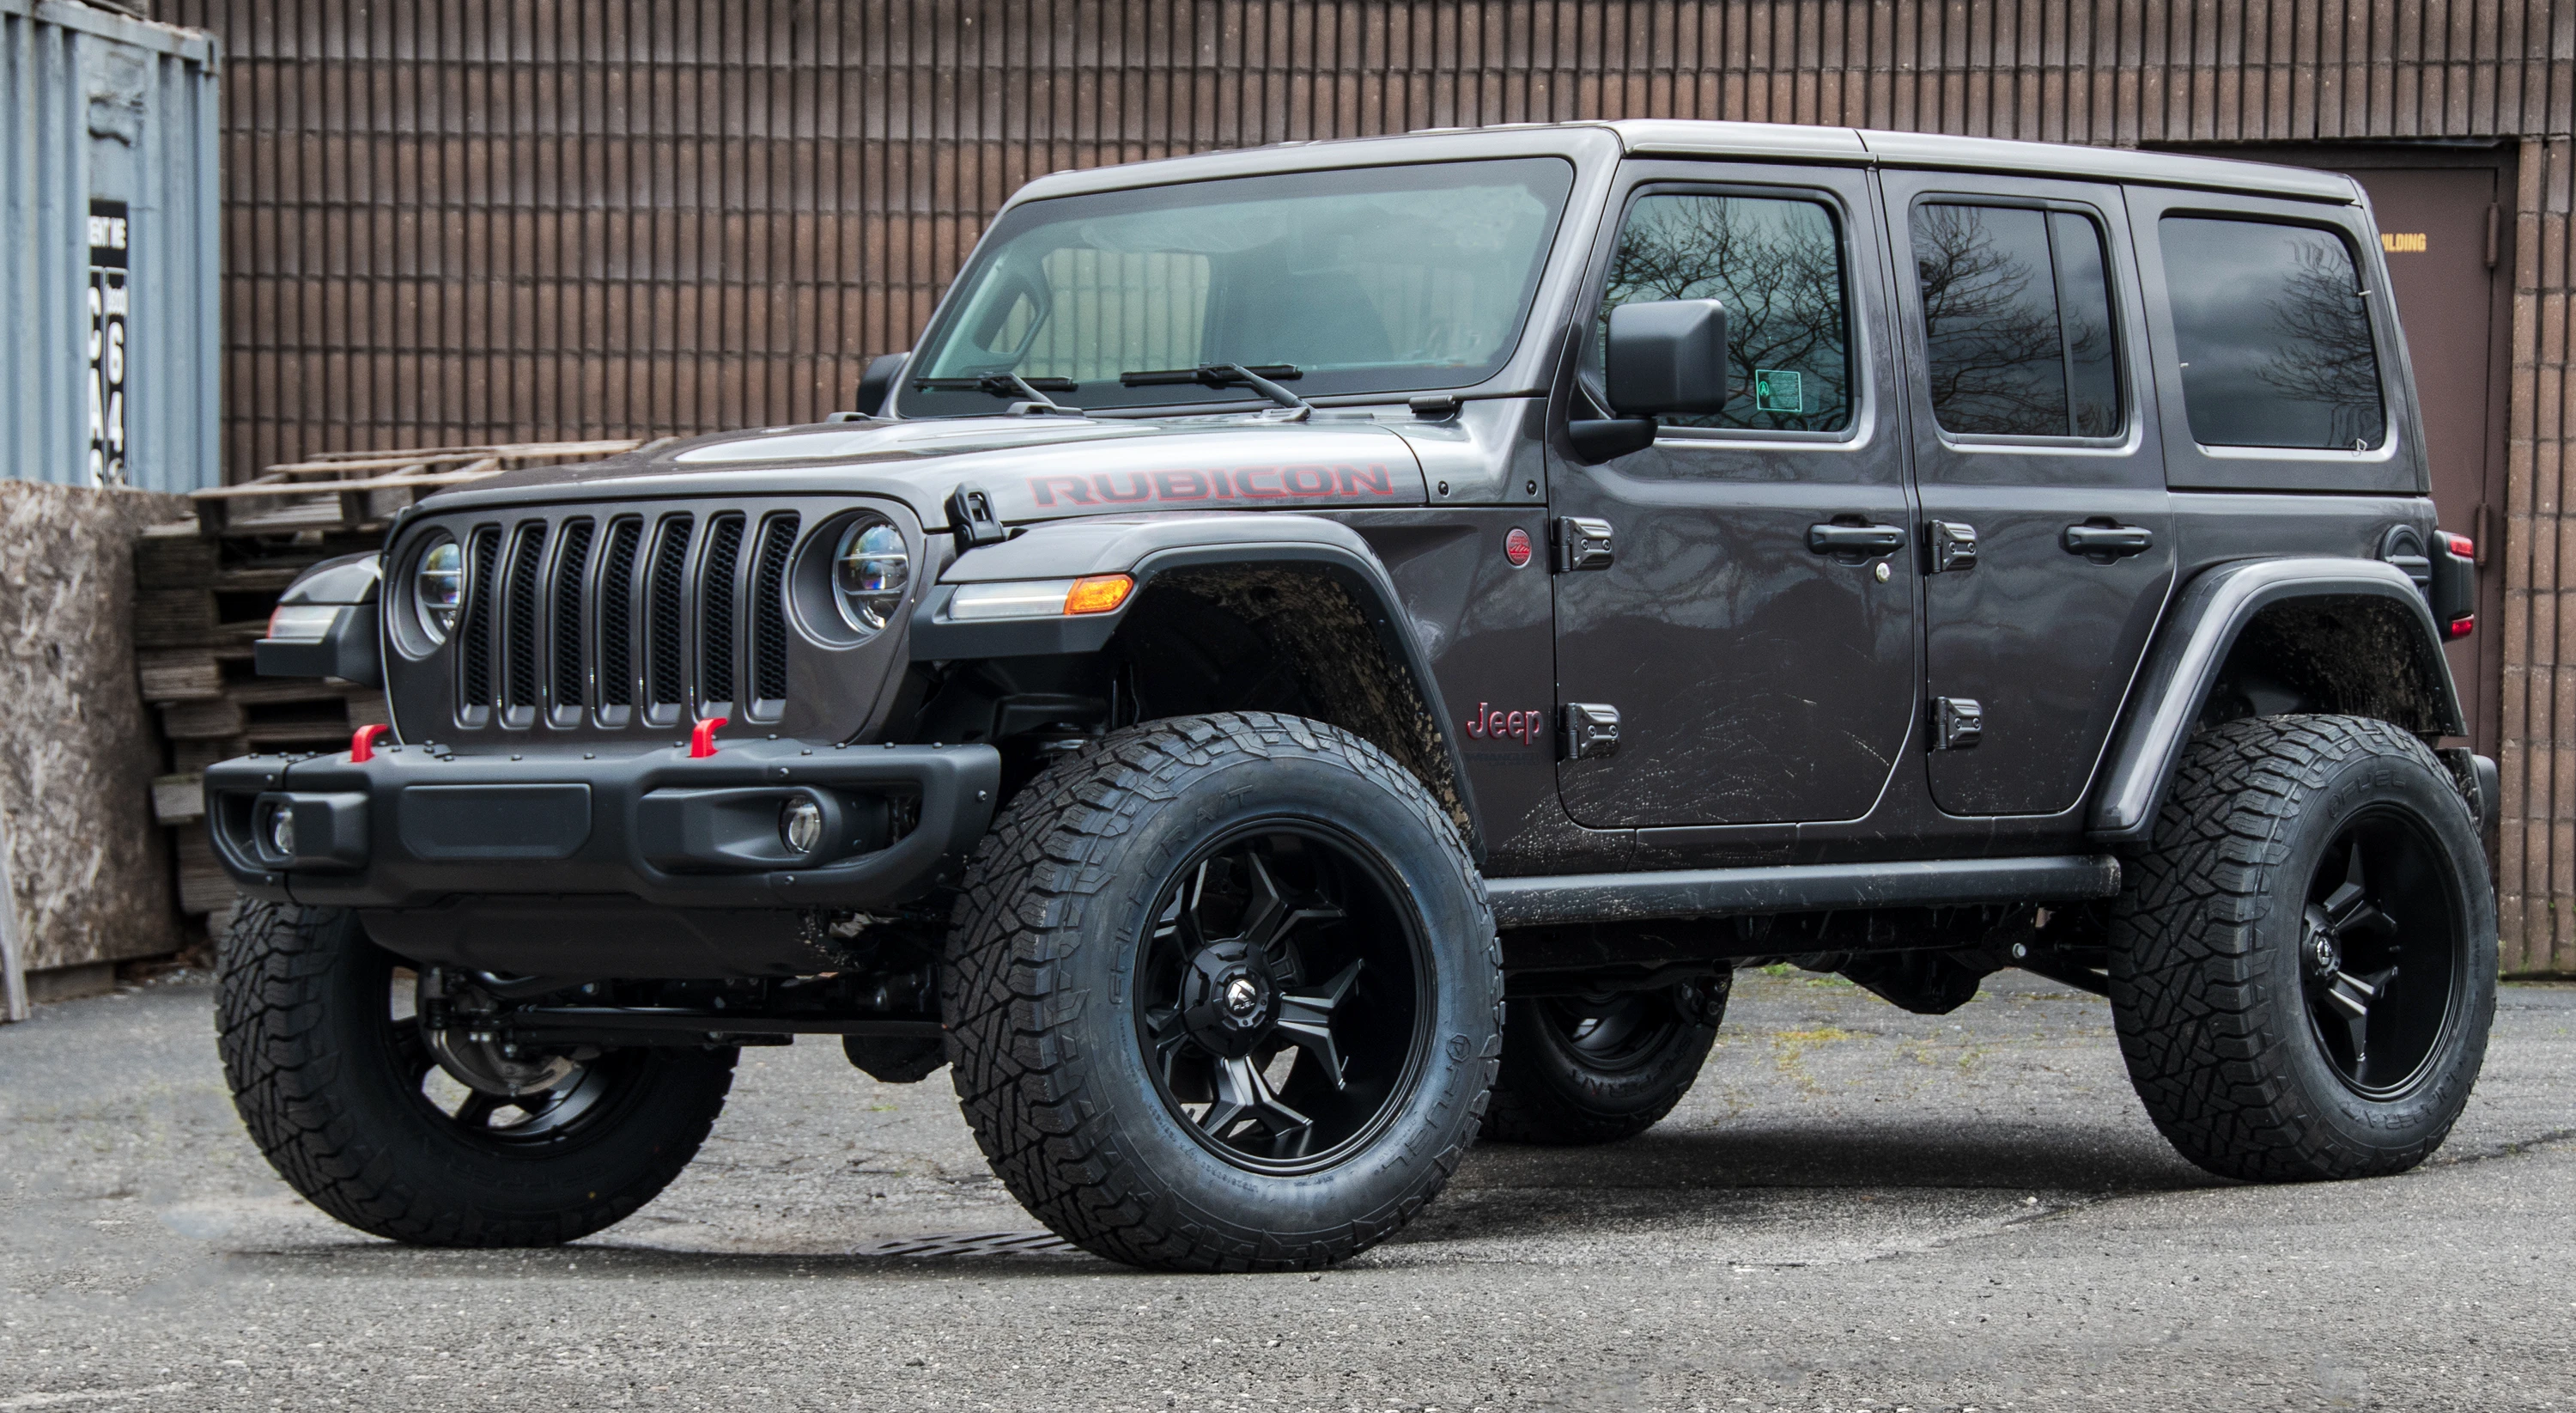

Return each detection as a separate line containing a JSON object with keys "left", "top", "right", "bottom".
{"left": 216, "top": 901, "right": 737, "bottom": 1246}
{"left": 1485, "top": 978, "right": 1726, "bottom": 1145}
{"left": 2109, "top": 715, "right": 2496, "bottom": 1182}
{"left": 945, "top": 712, "right": 1504, "bottom": 1271}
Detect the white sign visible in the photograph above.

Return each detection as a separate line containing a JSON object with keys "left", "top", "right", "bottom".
{"left": 88, "top": 199, "right": 130, "bottom": 486}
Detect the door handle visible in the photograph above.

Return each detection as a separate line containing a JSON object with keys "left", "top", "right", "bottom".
{"left": 2062, "top": 523, "right": 2154, "bottom": 559}
{"left": 1807, "top": 522, "right": 1907, "bottom": 557}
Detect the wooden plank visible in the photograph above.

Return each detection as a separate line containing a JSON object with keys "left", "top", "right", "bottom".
{"left": 135, "top": 650, "right": 224, "bottom": 703}
{"left": 159, "top": 699, "right": 246, "bottom": 740}
{"left": 295, "top": 439, "right": 643, "bottom": 465}
{"left": 173, "top": 829, "right": 235, "bottom": 917}
{"left": 133, "top": 588, "right": 217, "bottom": 645}
{"left": 152, "top": 773, "right": 205, "bottom": 825}
{"left": 133, "top": 531, "right": 220, "bottom": 589}
{"left": 171, "top": 737, "right": 249, "bottom": 776}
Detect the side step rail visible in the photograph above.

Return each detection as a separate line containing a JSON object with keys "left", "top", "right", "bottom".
{"left": 1485, "top": 855, "right": 2122, "bottom": 929}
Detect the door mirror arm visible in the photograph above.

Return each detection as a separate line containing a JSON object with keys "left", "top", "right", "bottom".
{"left": 1565, "top": 417, "right": 1658, "bottom": 462}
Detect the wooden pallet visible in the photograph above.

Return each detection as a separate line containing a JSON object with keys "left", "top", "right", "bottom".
{"left": 143, "top": 437, "right": 659, "bottom": 920}
{"left": 185, "top": 439, "right": 648, "bottom": 538}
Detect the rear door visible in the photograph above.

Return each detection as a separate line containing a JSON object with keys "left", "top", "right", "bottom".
{"left": 1882, "top": 170, "right": 2173, "bottom": 817}
{"left": 1550, "top": 161, "right": 1917, "bottom": 828}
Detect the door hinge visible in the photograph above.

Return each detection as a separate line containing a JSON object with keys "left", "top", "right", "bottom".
{"left": 1926, "top": 520, "right": 1978, "bottom": 574}
{"left": 1553, "top": 516, "right": 1615, "bottom": 572}
{"left": 1561, "top": 702, "right": 1622, "bottom": 760}
{"left": 1930, "top": 697, "right": 1984, "bottom": 751}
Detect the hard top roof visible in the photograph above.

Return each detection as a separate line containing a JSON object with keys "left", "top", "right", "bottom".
{"left": 1008, "top": 119, "right": 2359, "bottom": 205}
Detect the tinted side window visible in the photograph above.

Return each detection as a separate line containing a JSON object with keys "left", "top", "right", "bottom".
{"left": 1911, "top": 204, "right": 2121, "bottom": 437}
{"left": 1595, "top": 193, "right": 1852, "bottom": 432}
{"left": 2158, "top": 216, "right": 2385, "bottom": 449}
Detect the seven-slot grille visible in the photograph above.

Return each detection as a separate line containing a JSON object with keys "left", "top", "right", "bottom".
{"left": 452, "top": 509, "right": 803, "bottom": 726}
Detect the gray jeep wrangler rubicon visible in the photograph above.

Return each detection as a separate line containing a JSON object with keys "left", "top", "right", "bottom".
{"left": 210, "top": 120, "right": 2496, "bottom": 1271}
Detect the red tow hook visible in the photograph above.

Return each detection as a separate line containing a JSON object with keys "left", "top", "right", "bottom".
{"left": 690, "top": 716, "right": 728, "bottom": 758}
{"left": 349, "top": 723, "right": 390, "bottom": 763}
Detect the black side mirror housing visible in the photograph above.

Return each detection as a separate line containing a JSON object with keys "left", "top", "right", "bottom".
{"left": 1566, "top": 299, "right": 1728, "bottom": 464}
{"left": 854, "top": 351, "right": 909, "bottom": 417}
{"left": 1604, "top": 299, "right": 1728, "bottom": 416}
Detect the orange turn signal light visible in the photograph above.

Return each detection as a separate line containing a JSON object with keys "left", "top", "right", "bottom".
{"left": 1065, "top": 574, "right": 1135, "bottom": 616}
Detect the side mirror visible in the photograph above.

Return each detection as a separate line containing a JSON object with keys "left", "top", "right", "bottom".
{"left": 1567, "top": 299, "right": 1728, "bottom": 463}
{"left": 854, "top": 351, "right": 909, "bottom": 417}
{"left": 1604, "top": 299, "right": 1728, "bottom": 415}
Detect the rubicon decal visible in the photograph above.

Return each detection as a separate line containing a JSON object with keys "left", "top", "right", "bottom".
{"left": 1464, "top": 701, "right": 1547, "bottom": 746}
{"left": 1026, "top": 465, "right": 1404, "bottom": 507}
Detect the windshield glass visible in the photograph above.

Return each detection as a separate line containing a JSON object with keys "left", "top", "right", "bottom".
{"left": 898, "top": 157, "right": 1576, "bottom": 417}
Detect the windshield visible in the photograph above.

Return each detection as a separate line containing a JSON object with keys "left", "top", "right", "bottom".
{"left": 899, "top": 157, "right": 1577, "bottom": 417}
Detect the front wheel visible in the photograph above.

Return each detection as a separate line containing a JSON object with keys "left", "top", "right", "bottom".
{"left": 2109, "top": 715, "right": 2496, "bottom": 1182}
{"left": 944, "top": 713, "right": 1503, "bottom": 1271}
{"left": 216, "top": 902, "right": 736, "bottom": 1246}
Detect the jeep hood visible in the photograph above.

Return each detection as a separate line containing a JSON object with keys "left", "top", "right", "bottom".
{"left": 418, "top": 415, "right": 1431, "bottom": 529}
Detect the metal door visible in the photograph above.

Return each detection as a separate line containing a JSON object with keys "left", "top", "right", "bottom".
{"left": 1551, "top": 162, "right": 1916, "bottom": 828}
{"left": 1881, "top": 170, "right": 2174, "bottom": 817}
{"left": 2344, "top": 167, "right": 2508, "bottom": 753}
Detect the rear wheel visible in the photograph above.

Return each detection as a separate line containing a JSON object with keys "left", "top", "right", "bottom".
{"left": 2109, "top": 715, "right": 2495, "bottom": 1182}
{"left": 945, "top": 713, "right": 1502, "bottom": 1271}
{"left": 1485, "top": 978, "right": 1724, "bottom": 1145}
{"left": 216, "top": 902, "right": 736, "bottom": 1246}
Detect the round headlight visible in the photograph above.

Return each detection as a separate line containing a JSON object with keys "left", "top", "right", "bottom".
{"left": 413, "top": 535, "right": 463, "bottom": 644}
{"left": 832, "top": 516, "right": 910, "bottom": 633}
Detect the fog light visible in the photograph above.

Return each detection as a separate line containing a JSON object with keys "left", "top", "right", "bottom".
{"left": 266, "top": 806, "right": 297, "bottom": 858}
{"left": 780, "top": 797, "right": 824, "bottom": 855}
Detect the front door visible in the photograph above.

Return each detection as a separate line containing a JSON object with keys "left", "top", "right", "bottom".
{"left": 1882, "top": 170, "right": 2175, "bottom": 817}
{"left": 1552, "top": 163, "right": 1917, "bottom": 828}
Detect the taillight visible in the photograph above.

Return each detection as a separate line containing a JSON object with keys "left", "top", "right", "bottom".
{"left": 2437, "top": 531, "right": 2476, "bottom": 639}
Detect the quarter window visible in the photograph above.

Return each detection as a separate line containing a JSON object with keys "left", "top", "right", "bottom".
{"left": 1594, "top": 193, "right": 1853, "bottom": 432}
{"left": 1911, "top": 204, "right": 2121, "bottom": 438}
{"left": 2158, "top": 216, "right": 2385, "bottom": 450}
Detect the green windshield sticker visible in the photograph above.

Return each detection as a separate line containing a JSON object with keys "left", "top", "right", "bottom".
{"left": 1753, "top": 368, "right": 1805, "bottom": 414}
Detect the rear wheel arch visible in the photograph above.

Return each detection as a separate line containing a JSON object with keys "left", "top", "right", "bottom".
{"left": 2089, "top": 557, "right": 2466, "bottom": 844}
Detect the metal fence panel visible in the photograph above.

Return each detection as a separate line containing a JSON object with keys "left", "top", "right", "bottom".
{"left": 0, "top": 0, "right": 220, "bottom": 495}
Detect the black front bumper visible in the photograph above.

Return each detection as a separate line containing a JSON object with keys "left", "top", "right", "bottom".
{"left": 204, "top": 739, "right": 1002, "bottom": 911}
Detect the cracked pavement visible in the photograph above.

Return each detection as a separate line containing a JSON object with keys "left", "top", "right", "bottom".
{"left": 3, "top": 967, "right": 2571, "bottom": 1411}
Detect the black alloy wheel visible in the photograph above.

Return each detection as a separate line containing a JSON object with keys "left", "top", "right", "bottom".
{"left": 1485, "top": 978, "right": 1724, "bottom": 1145}
{"left": 1136, "top": 825, "right": 1431, "bottom": 1173}
{"left": 389, "top": 967, "right": 638, "bottom": 1148}
{"left": 2296, "top": 813, "right": 2468, "bottom": 1098}
{"left": 217, "top": 902, "right": 737, "bottom": 1246}
{"left": 2109, "top": 714, "right": 2496, "bottom": 1182}
{"left": 944, "top": 712, "right": 1503, "bottom": 1271}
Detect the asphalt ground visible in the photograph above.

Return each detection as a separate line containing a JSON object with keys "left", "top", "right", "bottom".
{"left": 3, "top": 965, "right": 2571, "bottom": 1412}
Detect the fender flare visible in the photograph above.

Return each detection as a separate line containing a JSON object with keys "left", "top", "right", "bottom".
{"left": 2087, "top": 556, "right": 2466, "bottom": 844}
{"left": 908, "top": 512, "right": 1484, "bottom": 856}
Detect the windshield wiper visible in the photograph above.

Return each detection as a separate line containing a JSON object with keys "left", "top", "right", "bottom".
{"left": 1118, "top": 363, "right": 1308, "bottom": 411}
{"left": 913, "top": 373, "right": 1082, "bottom": 413}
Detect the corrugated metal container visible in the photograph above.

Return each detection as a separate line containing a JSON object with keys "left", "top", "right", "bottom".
{"left": 1, "top": 0, "right": 218, "bottom": 494}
